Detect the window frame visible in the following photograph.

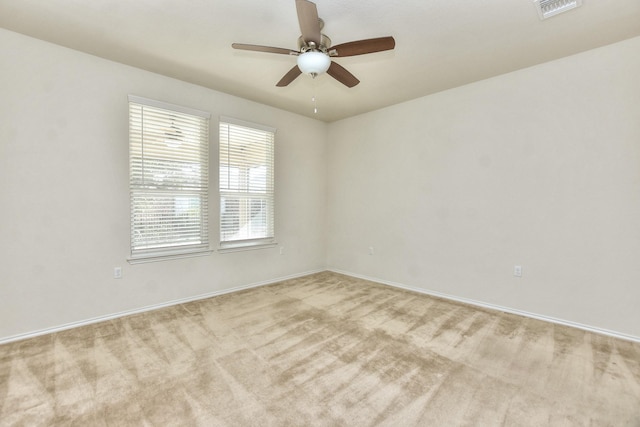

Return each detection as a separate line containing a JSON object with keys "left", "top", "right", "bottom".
{"left": 218, "top": 116, "right": 276, "bottom": 252}
{"left": 128, "top": 95, "right": 212, "bottom": 263}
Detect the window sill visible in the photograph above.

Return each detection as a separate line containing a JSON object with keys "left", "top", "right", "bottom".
{"left": 218, "top": 242, "right": 277, "bottom": 254}
{"left": 128, "top": 249, "right": 213, "bottom": 264}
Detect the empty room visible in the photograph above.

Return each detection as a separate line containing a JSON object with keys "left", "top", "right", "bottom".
{"left": 1, "top": 0, "right": 639, "bottom": 425}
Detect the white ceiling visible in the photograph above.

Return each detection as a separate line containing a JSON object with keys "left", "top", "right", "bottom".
{"left": 1, "top": 0, "right": 639, "bottom": 122}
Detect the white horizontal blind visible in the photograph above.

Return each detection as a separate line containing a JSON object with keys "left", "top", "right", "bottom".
{"left": 219, "top": 118, "right": 275, "bottom": 247}
{"left": 129, "top": 96, "right": 210, "bottom": 258}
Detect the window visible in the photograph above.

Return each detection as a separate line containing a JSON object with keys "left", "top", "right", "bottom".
{"left": 128, "top": 95, "right": 210, "bottom": 262}
{"left": 219, "top": 117, "right": 275, "bottom": 249}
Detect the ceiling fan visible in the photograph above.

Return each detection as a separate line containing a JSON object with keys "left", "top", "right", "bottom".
{"left": 232, "top": 0, "right": 395, "bottom": 88}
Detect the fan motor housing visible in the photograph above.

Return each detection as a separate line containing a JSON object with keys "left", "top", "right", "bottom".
{"left": 298, "top": 34, "right": 332, "bottom": 53}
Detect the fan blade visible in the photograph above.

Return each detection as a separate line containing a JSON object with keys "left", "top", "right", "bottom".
{"left": 327, "top": 61, "right": 359, "bottom": 88}
{"left": 276, "top": 66, "right": 302, "bottom": 87}
{"left": 296, "top": 0, "right": 321, "bottom": 46}
{"left": 330, "top": 36, "right": 395, "bottom": 57}
{"left": 232, "top": 43, "right": 298, "bottom": 55}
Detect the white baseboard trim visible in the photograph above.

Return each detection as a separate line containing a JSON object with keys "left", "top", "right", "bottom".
{"left": 0, "top": 269, "right": 324, "bottom": 345}
{"left": 328, "top": 268, "right": 640, "bottom": 344}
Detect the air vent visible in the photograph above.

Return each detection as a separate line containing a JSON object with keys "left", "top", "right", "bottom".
{"left": 534, "top": 0, "right": 583, "bottom": 20}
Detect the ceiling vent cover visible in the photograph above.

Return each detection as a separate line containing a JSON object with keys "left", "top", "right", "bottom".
{"left": 534, "top": 0, "right": 583, "bottom": 20}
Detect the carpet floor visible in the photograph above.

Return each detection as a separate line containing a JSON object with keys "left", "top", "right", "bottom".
{"left": 1, "top": 271, "right": 639, "bottom": 426}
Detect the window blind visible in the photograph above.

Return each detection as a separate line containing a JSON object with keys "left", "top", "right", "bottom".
{"left": 219, "top": 117, "right": 275, "bottom": 247}
{"left": 129, "top": 96, "right": 210, "bottom": 259}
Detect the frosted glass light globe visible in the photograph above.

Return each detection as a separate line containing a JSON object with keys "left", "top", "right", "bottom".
{"left": 297, "top": 51, "right": 330, "bottom": 75}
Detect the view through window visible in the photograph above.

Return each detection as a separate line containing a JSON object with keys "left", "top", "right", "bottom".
{"left": 129, "top": 95, "right": 210, "bottom": 260}
{"left": 219, "top": 118, "right": 275, "bottom": 248}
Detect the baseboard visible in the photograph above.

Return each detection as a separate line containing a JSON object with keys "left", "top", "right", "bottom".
{"left": 0, "top": 269, "right": 324, "bottom": 345}
{"left": 5, "top": 268, "right": 638, "bottom": 345}
{"left": 328, "top": 268, "right": 640, "bottom": 344}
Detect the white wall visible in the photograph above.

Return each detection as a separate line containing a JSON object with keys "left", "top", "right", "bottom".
{"left": 0, "top": 28, "right": 327, "bottom": 340}
{"left": 327, "top": 36, "right": 640, "bottom": 338}
{"left": 3, "top": 26, "right": 639, "bottom": 342}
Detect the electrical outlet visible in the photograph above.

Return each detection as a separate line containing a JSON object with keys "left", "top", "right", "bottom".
{"left": 368, "top": 247, "right": 374, "bottom": 256}
{"left": 279, "top": 247, "right": 285, "bottom": 255}
{"left": 114, "top": 267, "right": 122, "bottom": 279}
{"left": 514, "top": 265, "right": 522, "bottom": 277}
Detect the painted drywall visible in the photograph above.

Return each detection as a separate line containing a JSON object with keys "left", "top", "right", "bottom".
{"left": 0, "top": 28, "right": 327, "bottom": 340}
{"left": 327, "top": 36, "right": 640, "bottom": 338}
{"left": 2, "top": 26, "right": 640, "bottom": 343}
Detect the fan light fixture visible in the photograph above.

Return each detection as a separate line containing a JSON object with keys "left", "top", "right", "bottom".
{"left": 231, "top": 0, "right": 395, "bottom": 88}
{"left": 297, "top": 51, "right": 330, "bottom": 76}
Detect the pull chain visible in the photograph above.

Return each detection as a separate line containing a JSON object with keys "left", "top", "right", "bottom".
{"left": 312, "top": 76, "right": 318, "bottom": 114}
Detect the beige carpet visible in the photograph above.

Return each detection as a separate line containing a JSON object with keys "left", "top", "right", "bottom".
{"left": 1, "top": 271, "right": 639, "bottom": 426}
